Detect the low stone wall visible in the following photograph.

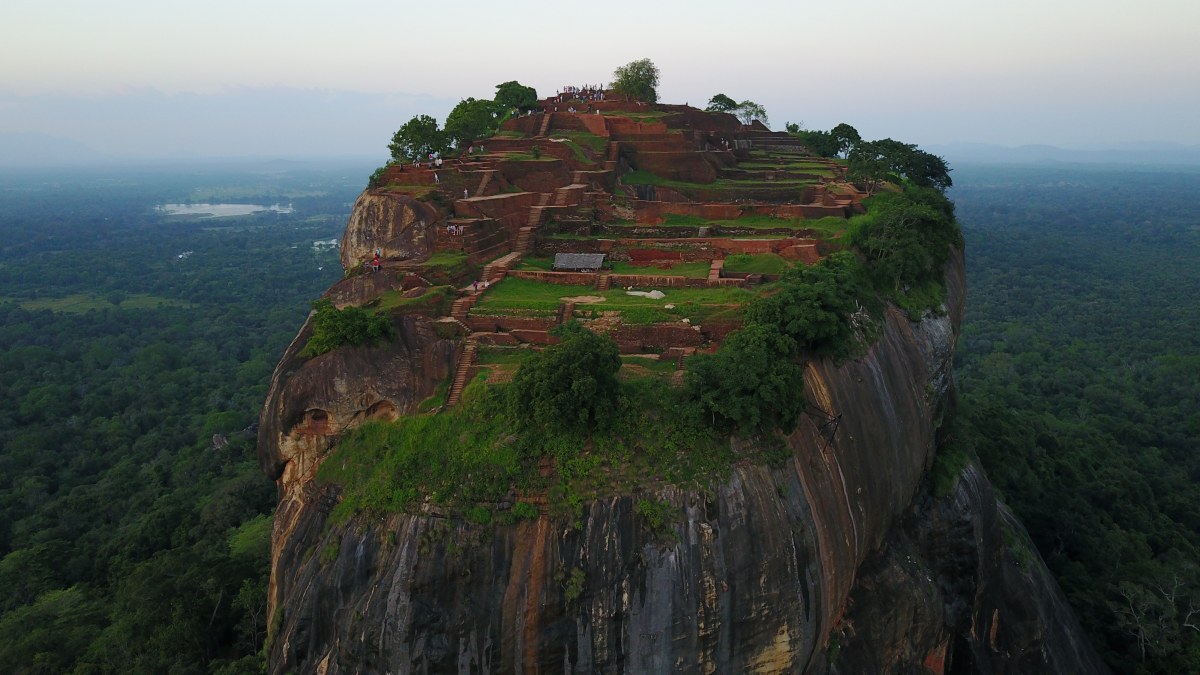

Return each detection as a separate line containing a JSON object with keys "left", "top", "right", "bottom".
{"left": 499, "top": 159, "right": 574, "bottom": 195}
{"left": 507, "top": 270, "right": 598, "bottom": 286}
{"left": 466, "top": 315, "right": 559, "bottom": 334}
{"left": 602, "top": 323, "right": 706, "bottom": 352}
{"left": 457, "top": 192, "right": 538, "bottom": 235}
{"left": 630, "top": 151, "right": 718, "bottom": 184}
{"left": 608, "top": 274, "right": 715, "bottom": 289}
{"left": 608, "top": 119, "right": 668, "bottom": 137}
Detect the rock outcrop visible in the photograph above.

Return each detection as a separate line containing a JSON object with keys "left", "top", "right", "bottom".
{"left": 339, "top": 192, "right": 441, "bottom": 269}
{"left": 259, "top": 94, "right": 1106, "bottom": 673}
{"left": 258, "top": 248, "right": 1106, "bottom": 673}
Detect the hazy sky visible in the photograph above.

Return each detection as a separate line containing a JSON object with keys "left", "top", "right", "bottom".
{"left": 2, "top": 0, "right": 1197, "bottom": 160}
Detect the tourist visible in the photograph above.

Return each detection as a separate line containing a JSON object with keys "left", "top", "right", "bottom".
{"left": 463, "top": 188, "right": 469, "bottom": 199}
{"left": 434, "top": 172, "right": 440, "bottom": 184}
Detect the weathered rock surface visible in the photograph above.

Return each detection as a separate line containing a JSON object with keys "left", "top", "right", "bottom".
{"left": 258, "top": 244, "right": 1107, "bottom": 673}
{"left": 339, "top": 192, "right": 441, "bottom": 269}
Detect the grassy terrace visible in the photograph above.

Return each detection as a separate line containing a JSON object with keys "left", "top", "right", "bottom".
{"left": 548, "top": 130, "right": 608, "bottom": 152}
{"left": 621, "top": 171, "right": 818, "bottom": 191}
{"left": 651, "top": 213, "right": 849, "bottom": 238}
{"left": 472, "top": 277, "right": 756, "bottom": 324}
{"left": 518, "top": 257, "right": 711, "bottom": 278}
{"left": 721, "top": 253, "right": 792, "bottom": 275}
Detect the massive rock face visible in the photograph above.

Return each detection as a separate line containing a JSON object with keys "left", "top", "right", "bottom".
{"left": 258, "top": 241, "right": 1107, "bottom": 673}
{"left": 339, "top": 192, "right": 441, "bottom": 269}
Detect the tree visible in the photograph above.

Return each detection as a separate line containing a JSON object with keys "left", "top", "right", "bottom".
{"left": 611, "top": 58, "right": 660, "bottom": 103}
{"left": 685, "top": 324, "right": 805, "bottom": 434}
{"left": 508, "top": 322, "right": 621, "bottom": 434}
{"left": 745, "top": 251, "right": 872, "bottom": 361}
{"left": 790, "top": 128, "right": 840, "bottom": 158}
{"left": 848, "top": 141, "right": 890, "bottom": 195}
{"left": 847, "top": 187, "right": 961, "bottom": 291}
{"left": 706, "top": 93, "right": 738, "bottom": 112}
{"left": 735, "top": 100, "right": 768, "bottom": 128}
{"left": 494, "top": 80, "right": 538, "bottom": 112}
{"left": 830, "top": 123, "right": 861, "bottom": 158}
{"left": 902, "top": 150, "right": 953, "bottom": 191}
{"left": 388, "top": 115, "right": 446, "bottom": 161}
{"left": 443, "top": 97, "right": 501, "bottom": 149}
{"left": 300, "top": 298, "right": 393, "bottom": 357}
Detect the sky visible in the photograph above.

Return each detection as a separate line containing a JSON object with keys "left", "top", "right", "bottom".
{"left": 1, "top": 0, "right": 1198, "bottom": 162}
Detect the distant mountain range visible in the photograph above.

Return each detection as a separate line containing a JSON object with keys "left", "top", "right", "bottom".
{"left": 927, "top": 141, "right": 1200, "bottom": 166}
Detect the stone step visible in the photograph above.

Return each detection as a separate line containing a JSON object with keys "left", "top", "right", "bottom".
{"left": 445, "top": 342, "right": 478, "bottom": 406}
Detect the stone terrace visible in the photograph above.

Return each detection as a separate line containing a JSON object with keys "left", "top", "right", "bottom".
{"left": 359, "top": 93, "right": 870, "bottom": 403}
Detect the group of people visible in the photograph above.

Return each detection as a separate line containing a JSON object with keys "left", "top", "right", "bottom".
{"left": 413, "top": 155, "right": 443, "bottom": 169}
{"left": 556, "top": 85, "right": 605, "bottom": 103}
{"left": 446, "top": 223, "right": 466, "bottom": 236}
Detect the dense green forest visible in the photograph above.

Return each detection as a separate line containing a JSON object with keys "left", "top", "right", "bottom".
{"left": 952, "top": 164, "right": 1200, "bottom": 673}
{"left": 0, "top": 163, "right": 366, "bottom": 672}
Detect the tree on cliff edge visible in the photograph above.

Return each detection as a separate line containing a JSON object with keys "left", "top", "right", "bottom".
{"left": 389, "top": 115, "right": 446, "bottom": 161}
{"left": 612, "top": 58, "right": 660, "bottom": 103}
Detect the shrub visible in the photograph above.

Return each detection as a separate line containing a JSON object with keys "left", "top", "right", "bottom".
{"left": 300, "top": 298, "right": 393, "bottom": 357}
{"left": 744, "top": 251, "right": 873, "bottom": 361}
{"left": 685, "top": 324, "right": 805, "bottom": 434}
{"left": 508, "top": 321, "right": 621, "bottom": 434}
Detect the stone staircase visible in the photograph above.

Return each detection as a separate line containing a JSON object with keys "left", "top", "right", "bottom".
{"left": 445, "top": 341, "right": 477, "bottom": 407}
{"left": 537, "top": 113, "right": 552, "bottom": 137}
{"left": 557, "top": 301, "right": 575, "bottom": 324}
{"left": 604, "top": 141, "right": 620, "bottom": 171}
{"left": 450, "top": 294, "right": 478, "bottom": 321}
{"left": 707, "top": 259, "right": 725, "bottom": 283}
{"left": 514, "top": 227, "right": 535, "bottom": 255}
{"left": 482, "top": 251, "right": 522, "bottom": 282}
{"left": 594, "top": 272, "right": 611, "bottom": 291}
{"left": 474, "top": 170, "right": 494, "bottom": 197}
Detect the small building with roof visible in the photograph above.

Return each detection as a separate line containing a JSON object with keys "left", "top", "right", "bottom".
{"left": 553, "top": 253, "right": 606, "bottom": 272}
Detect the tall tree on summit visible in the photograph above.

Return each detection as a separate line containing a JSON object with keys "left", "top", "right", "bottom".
{"left": 611, "top": 58, "right": 660, "bottom": 103}
{"left": 706, "top": 93, "right": 738, "bottom": 112}
{"left": 444, "top": 98, "right": 502, "bottom": 148}
{"left": 494, "top": 81, "right": 538, "bottom": 112}
{"left": 388, "top": 115, "right": 446, "bottom": 161}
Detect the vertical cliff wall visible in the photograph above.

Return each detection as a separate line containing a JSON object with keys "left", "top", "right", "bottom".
{"left": 257, "top": 244, "right": 1106, "bottom": 673}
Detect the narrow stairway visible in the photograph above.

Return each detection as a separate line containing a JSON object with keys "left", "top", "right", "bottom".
{"left": 445, "top": 342, "right": 477, "bottom": 407}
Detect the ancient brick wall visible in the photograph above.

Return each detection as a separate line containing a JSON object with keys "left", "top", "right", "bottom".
{"left": 507, "top": 270, "right": 598, "bottom": 286}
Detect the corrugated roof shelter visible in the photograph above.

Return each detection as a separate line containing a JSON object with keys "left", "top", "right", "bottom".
{"left": 553, "top": 253, "right": 606, "bottom": 271}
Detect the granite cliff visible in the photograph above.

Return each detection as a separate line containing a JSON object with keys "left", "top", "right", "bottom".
{"left": 258, "top": 92, "right": 1106, "bottom": 673}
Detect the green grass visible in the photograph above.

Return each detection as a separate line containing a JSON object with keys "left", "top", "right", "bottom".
{"left": 722, "top": 254, "right": 793, "bottom": 275}
{"left": 13, "top": 293, "right": 194, "bottom": 313}
{"left": 608, "top": 261, "right": 711, "bottom": 278}
{"left": 374, "top": 285, "right": 454, "bottom": 315}
{"left": 548, "top": 130, "right": 608, "bottom": 153}
{"left": 416, "top": 378, "right": 450, "bottom": 412}
{"left": 619, "top": 355, "right": 679, "bottom": 378}
{"left": 380, "top": 184, "right": 436, "bottom": 197}
{"left": 316, "top": 374, "right": 736, "bottom": 523}
{"left": 803, "top": 216, "right": 852, "bottom": 238}
{"left": 426, "top": 251, "right": 468, "bottom": 267}
{"left": 556, "top": 139, "right": 596, "bottom": 165}
{"left": 476, "top": 347, "right": 536, "bottom": 366}
{"left": 474, "top": 277, "right": 596, "bottom": 313}
{"left": 476, "top": 277, "right": 756, "bottom": 325}
{"left": 516, "top": 257, "right": 555, "bottom": 271}
{"left": 500, "top": 153, "right": 559, "bottom": 162}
